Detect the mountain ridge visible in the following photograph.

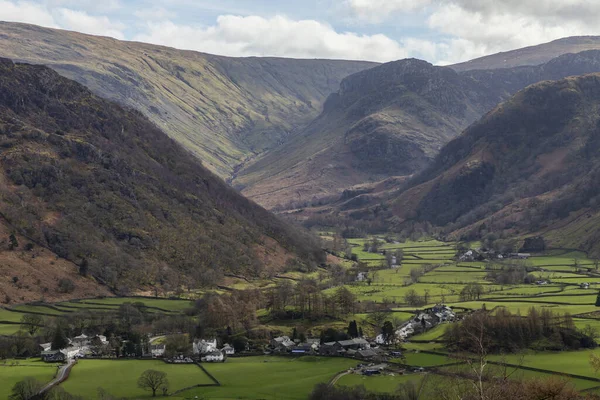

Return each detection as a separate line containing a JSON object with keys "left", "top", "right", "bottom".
{"left": 0, "top": 21, "right": 376, "bottom": 179}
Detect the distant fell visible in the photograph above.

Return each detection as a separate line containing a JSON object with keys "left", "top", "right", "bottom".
{"left": 451, "top": 36, "right": 600, "bottom": 71}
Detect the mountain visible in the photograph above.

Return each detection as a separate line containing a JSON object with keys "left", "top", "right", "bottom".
{"left": 238, "top": 50, "right": 600, "bottom": 210}
{"left": 451, "top": 36, "right": 600, "bottom": 71}
{"left": 0, "top": 59, "right": 324, "bottom": 300}
{"left": 382, "top": 73, "right": 600, "bottom": 254}
{"left": 0, "top": 22, "right": 376, "bottom": 179}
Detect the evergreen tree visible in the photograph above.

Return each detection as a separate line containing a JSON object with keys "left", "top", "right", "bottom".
{"left": 79, "top": 258, "right": 89, "bottom": 277}
{"left": 596, "top": 291, "right": 600, "bottom": 307}
{"left": 8, "top": 233, "right": 18, "bottom": 250}
{"left": 346, "top": 320, "right": 359, "bottom": 338}
{"left": 51, "top": 326, "right": 68, "bottom": 350}
{"left": 382, "top": 321, "right": 395, "bottom": 345}
{"left": 358, "top": 327, "right": 364, "bottom": 338}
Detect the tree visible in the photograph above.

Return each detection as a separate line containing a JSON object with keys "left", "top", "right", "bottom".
{"left": 8, "top": 233, "right": 18, "bottom": 251}
{"left": 164, "top": 334, "right": 191, "bottom": 358}
{"left": 138, "top": 370, "right": 169, "bottom": 397}
{"left": 20, "top": 314, "right": 43, "bottom": 336}
{"left": 596, "top": 291, "right": 600, "bottom": 307}
{"left": 9, "top": 377, "right": 43, "bottom": 400}
{"left": 381, "top": 321, "right": 395, "bottom": 345}
{"left": 232, "top": 336, "right": 248, "bottom": 353}
{"left": 79, "top": 258, "right": 89, "bottom": 277}
{"left": 51, "top": 326, "right": 69, "bottom": 351}
{"left": 347, "top": 320, "right": 359, "bottom": 339}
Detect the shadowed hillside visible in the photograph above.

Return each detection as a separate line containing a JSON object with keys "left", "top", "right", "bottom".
{"left": 239, "top": 51, "right": 600, "bottom": 210}
{"left": 384, "top": 73, "right": 600, "bottom": 254}
{"left": 0, "top": 22, "right": 376, "bottom": 178}
{"left": 0, "top": 59, "right": 324, "bottom": 298}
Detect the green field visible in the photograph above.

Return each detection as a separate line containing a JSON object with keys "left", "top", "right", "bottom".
{"left": 0, "top": 360, "right": 58, "bottom": 399}
{"left": 177, "top": 357, "right": 357, "bottom": 400}
{"left": 336, "top": 373, "right": 424, "bottom": 393}
{"left": 78, "top": 297, "right": 193, "bottom": 311}
{"left": 61, "top": 360, "right": 213, "bottom": 398}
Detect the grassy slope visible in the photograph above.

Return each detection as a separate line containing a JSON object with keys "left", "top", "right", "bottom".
{"left": 0, "top": 22, "right": 375, "bottom": 179}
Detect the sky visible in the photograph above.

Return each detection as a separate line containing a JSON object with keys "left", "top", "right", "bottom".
{"left": 0, "top": 0, "right": 599, "bottom": 64}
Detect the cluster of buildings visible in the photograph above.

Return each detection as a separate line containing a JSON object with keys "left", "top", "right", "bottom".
{"left": 192, "top": 339, "right": 235, "bottom": 362}
{"left": 40, "top": 334, "right": 109, "bottom": 362}
{"left": 459, "top": 249, "right": 531, "bottom": 262}
{"left": 269, "top": 336, "right": 388, "bottom": 361}
{"left": 376, "top": 305, "right": 456, "bottom": 344}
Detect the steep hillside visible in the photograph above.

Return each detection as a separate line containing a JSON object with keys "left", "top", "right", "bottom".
{"left": 0, "top": 22, "right": 375, "bottom": 178}
{"left": 451, "top": 36, "right": 600, "bottom": 71}
{"left": 236, "top": 59, "right": 499, "bottom": 209}
{"left": 238, "top": 51, "right": 600, "bottom": 210}
{"left": 0, "top": 59, "right": 324, "bottom": 298}
{"left": 385, "top": 74, "right": 600, "bottom": 254}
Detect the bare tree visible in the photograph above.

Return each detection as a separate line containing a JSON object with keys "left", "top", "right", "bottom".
{"left": 137, "top": 370, "right": 169, "bottom": 397}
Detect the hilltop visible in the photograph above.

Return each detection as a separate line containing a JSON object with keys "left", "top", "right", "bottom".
{"left": 0, "top": 22, "right": 375, "bottom": 179}
{"left": 451, "top": 36, "right": 600, "bottom": 71}
{"left": 0, "top": 59, "right": 324, "bottom": 301}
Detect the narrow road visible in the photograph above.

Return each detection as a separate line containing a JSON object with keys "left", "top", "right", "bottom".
{"left": 39, "top": 359, "right": 76, "bottom": 395}
{"left": 329, "top": 370, "right": 351, "bottom": 386}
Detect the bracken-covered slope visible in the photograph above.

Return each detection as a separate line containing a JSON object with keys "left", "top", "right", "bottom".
{"left": 386, "top": 73, "right": 600, "bottom": 254}
{"left": 0, "top": 22, "right": 375, "bottom": 178}
{"left": 0, "top": 59, "right": 324, "bottom": 297}
{"left": 451, "top": 36, "right": 600, "bottom": 71}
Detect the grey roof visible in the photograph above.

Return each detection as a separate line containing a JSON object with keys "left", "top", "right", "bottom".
{"left": 357, "top": 349, "right": 377, "bottom": 358}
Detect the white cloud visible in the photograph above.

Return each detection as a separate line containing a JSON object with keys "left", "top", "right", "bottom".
{"left": 134, "top": 7, "right": 176, "bottom": 21}
{"left": 427, "top": 0, "right": 600, "bottom": 64}
{"left": 346, "top": 0, "right": 431, "bottom": 22}
{"left": 56, "top": 8, "right": 125, "bottom": 39}
{"left": 46, "top": 0, "right": 122, "bottom": 13}
{"left": 134, "top": 15, "right": 417, "bottom": 62}
{"left": 0, "top": 0, "right": 58, "bottom": 27}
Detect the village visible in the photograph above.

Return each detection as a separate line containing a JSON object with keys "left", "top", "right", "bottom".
{"left": 37, "top": 304, "right": 456, "bottom": 376}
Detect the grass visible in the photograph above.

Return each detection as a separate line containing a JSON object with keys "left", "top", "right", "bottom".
{"left": 486, "top": 349, "right": 600, "bottom": 379}
{"left": 78, "top": 297, "right": 193, "bottom": 312}
{"left": 0, "top": 360, "right": 58, "bottom": 399}
{"left": 0, "top": 309, "right": 28, "bottom": 323}
{"left": 61, "top": 360, "right": 213, "bottom": 398}
{"left": 336, "top": 373, "right": 424, "bottom": 393}
{"left": 177, "top": 356, "right": 357, "bottom": 400}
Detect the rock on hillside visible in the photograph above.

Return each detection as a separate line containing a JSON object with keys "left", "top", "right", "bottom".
{"left": 0, "top": 21, "right": 376, "bottom": 178}
{"left": 0, "top": 59, "right": 324, "bottom": 296}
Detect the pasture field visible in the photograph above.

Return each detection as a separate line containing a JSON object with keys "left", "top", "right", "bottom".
{"left": 76, "top": 297, "right": 193, "bottom": 312}
{"left": 178, "top": 356, "right": 357, "bottom": 400}
{"left": 336, "top": 373, "right": 424, "bottom": 393}
{"left": 487, "top": 349, "right": 600, "bottom": 379}
{"left": 61, "top": 360, "right": 213, "bottom": 398}
{"left": 0, "top": 323, "right": 20, "bottom": 335}
{"left": 0, "top": 360, "right": 58, "bottom": 399}
{"left": 0, "top": 308, "right": 28, "bottom": 322}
